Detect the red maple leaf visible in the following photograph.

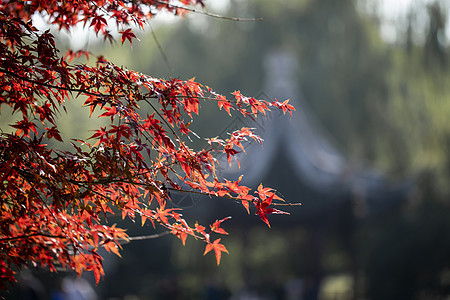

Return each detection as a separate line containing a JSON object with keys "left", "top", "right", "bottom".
{"left": 204, "top": 238, "right": 229, "bottom": 266}
{"left": 217, "top": 95, "right": 233, "bottom": 116}
{"left": 11, "top": 118, "right": 38, "bottom": 137}
{"left": 90, "top": 15, "right": 107, "bottom": 33}
{"left": 45, "top": 126, "right": 63, "bottom": 142}
{"left": 210, "top": 217, "right": 231, "bottom": 235}
{"left": 255, "top": 194, "right": 289, "bottom": 228}
{"left": 120, "top": 28, "right": 139, "bottom": 45}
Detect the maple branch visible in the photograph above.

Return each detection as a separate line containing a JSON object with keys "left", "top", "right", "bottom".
{"left": 0, "top": 233, "right": 66, "bottom": 243}
{"left": 68, "top": 176, "right": 301, "bottom": 207}
{"left": 14, "top": 161, "right": 298, "bottom": 210}
{"left": 165, "top": 187, "right": 299, "bottom": 207}
{"left": 123, "top": 231, "right": 170, "bottom": 243}
{"left": 1, "top": 66, "right": 267, "bottom": 113}
{"left": 146, "top": 94, "right": 235, "bottom": 103}
{"left": 145, "top": 94, "right": 271, "bottom": 117}
{"left": 153, "top": 0, "right": 263, "bottom": 22}
{"left": 269, "top": 202, "right": 302, "bottom": 207}
{"left": 0, "top": 67, "right": 111, "bottom": 98}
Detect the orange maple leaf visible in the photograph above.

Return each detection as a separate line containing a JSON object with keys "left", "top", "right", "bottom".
{"left": 203, "top": 238, "right": 229, "bottom": 266}
{"left": 210, "top": 217, "right": 231, "bottom": 235}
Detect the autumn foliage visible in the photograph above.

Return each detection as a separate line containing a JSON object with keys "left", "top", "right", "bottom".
{"left": 0, "top": 0, "right": 295, "bottom": 289}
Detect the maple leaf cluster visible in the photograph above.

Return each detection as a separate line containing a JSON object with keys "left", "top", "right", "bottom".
{"left": 0, "top": 0, "right": 295, "bottom": 289}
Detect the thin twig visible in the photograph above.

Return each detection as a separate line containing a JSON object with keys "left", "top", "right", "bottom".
{"left": 153, "top": 0, "right": 263, "bottom": 22}
{"left": 70, "top": 176, "right": 301, "bottom": 207}
{"left": 0, "top": 233, "right": 66, "bottom": 243}
{"left": 0, "top": 67, "right": 109, "bottom": 98}
{"left": 1, "top": 67, "right": 270, "bottom": 110}
{"left": 123, "top": 231, "right": 170, "bottom": 243}
{"left": 148, "top": 20, "right": 173, "bottom": 74}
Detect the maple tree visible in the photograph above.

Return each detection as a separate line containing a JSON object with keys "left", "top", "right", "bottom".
{"left": 0, "top": 0, "right": 296, "bottom": 289}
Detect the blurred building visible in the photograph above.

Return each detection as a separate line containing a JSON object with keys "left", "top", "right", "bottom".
{"left": 186, "top": 49, "right": 413, "bottom": 300}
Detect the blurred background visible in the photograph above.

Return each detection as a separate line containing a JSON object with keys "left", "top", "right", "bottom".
{"left": 6, "top": 0, "right": 450, "bottom": 299}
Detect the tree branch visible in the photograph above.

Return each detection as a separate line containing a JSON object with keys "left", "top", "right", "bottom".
{"left": 69, "top": 177, "right": 301, "bottom": 207}
{"left": 153, "top": 0, "right": 263, "bottom": 22}
{"left": 0, "top": 67, "right": 110, "bottom": 98}
{"left": 0, "top": 233, "right": 66, "bottom": 243}
{"left": 124, "top": 231, "right": 170, "bottom": 243}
